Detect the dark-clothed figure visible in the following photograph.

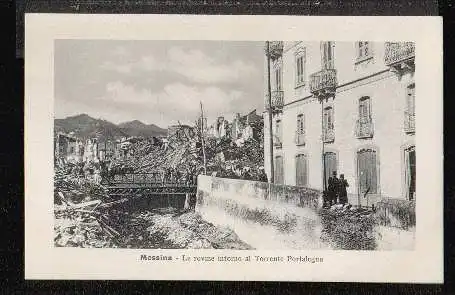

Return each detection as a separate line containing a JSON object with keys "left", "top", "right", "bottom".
{"left": 327, "top": 171, "right": 339, "bottom": 205}
{"left": 338, "top": 174, "right": 349, "bottom": 205}
{"left": 258, "top": 168, "right": 268, "bottom": 182}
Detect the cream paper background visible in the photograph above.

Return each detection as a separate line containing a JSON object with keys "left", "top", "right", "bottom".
{"left": 24, "top": 14, "right": 443, "bottom": 282}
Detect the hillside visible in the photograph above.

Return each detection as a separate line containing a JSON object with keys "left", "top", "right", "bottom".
{"left": 118, "top": 120, "right": 167, "bottom": 138}
{"left": 54, "top": 114, "right": 166, "bottom": 140}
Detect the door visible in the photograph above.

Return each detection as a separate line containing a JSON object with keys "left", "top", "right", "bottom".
{"left": 405, "top": 146, "right": 416, "bottom": 200}
{"left": 274, "top": 156, "right": 284, "bottom": 184}
{"left": 357, "top": 149, "right": 378, "bottom": 195}
{"left": 296, "top": 154, "right": 308, "bottom": 187}
{"left": 324, "top": 152, "right": 337, "bottom": 189}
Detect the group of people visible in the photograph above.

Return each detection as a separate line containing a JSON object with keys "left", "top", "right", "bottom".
{"left": 324, "top": 171, "right": 349, "bottom": 207}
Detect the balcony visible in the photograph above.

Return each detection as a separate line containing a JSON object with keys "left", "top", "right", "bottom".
{"left": 295, "top": 130, "right": 305, "bottom": 146}
{"left": 355, "top": 118, "right": 374, "bottom": 139}
{"left": 273, "top": 135, "right": 283, "bottom": 148}
{"left": 265, "top": 90, "right": 284, "bottom": 113}
{"left": 404, "top": 111, "right": 415, "bottom": 134}
{"left": 322, "top": 126, "right": 335, "bottom": 143}
{"left": 384, "top": 42, "right": 415, "bottom": 74}
{"left": 309, "top": 69, "right": 337, "bottom": 99}
{"left": 265, "top": 41, "right": 284, "bottom": 60}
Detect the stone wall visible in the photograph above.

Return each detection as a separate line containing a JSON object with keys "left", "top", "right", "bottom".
{"left": 196, "top": 175, "right": 415, "bottom": 250}
{"left": 195, "top": 175, "right": 328, "bottom": 250}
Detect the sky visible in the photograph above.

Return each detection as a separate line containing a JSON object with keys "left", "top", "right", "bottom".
{"left": 54, "top": 40, "right": 265, "bottom": 128}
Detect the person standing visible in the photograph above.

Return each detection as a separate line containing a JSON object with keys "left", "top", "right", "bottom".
{"left": 328, "top": 171, "right": 339, "bottom": 206}
{"left": 338, "top": 174, "right": 349, "bottom": 205}
{"left": 258, "top": 167, "right": 268, "bottom": 182}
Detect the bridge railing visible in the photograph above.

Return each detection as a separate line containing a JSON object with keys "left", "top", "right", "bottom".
{"left": 101, "top": 172, "right": 192, "bottom": 186}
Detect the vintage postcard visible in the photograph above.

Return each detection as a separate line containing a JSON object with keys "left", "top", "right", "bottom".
{"left": 25, "top": 14, "right": 443, "bottom": 282}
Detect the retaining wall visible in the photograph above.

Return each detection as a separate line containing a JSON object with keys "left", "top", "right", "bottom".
{"left": 195, "top": 175, "right": 329, "bottom": 250}
{"left": 196, "top": 175, "right": 415, "bottom": 250}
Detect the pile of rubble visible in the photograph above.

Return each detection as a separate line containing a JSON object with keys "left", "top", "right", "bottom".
{"left": 54, "top": 164, "right": 252, "bottom": 249}
{"left": 111, "top": 132, "right": 265, "bottom": 182}
{"left": 319, "top": 204, "right": 377, "bottom": 250}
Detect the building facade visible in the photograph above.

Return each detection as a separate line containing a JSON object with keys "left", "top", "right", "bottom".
{"left": 263, "top": 41, "right": 415, "bottom": 206}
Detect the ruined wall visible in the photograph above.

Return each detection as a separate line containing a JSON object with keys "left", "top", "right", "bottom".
{"left": 195, "top": 175, "right": 330, "bottom": 250}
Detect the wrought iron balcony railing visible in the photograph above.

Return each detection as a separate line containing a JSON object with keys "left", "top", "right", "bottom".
{"left": 265, "top": 41, "right": 284, "bottom": 60}
{"left": 355, "top": 118, "right": 374, "bottom": 139}
{"left": 322, "top": 125, "right": 335, "bottom": 143}
{"left": 384, "top": 42, "right": 415, "bottom": 68}
{"left": 273, "top": 134, "right": 283, "bottom": 148}
{"left": 295, "top": 130, "right": 306, "bottom": 146}
{"left": 265, "top": 90, "right": 284, "bottom": 113}
{"left": 404, "top": 111, "right": 415, "bottom": 133}
{"left": 309, "top": 69, "right": 337, "bottom": 98}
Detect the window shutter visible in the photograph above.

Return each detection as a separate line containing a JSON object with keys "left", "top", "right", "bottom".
{"left": 358, "top": 151, "right": 367, "bottom": 193}
{"left": 302, "top": 114, "right": 305, "bottom": 132}
{"left": 321, "top": 42, "right": 327, "bottom": 69}
{"left": 369, "top": 150, "right": 377, "bottom": 193}
{"left": 302, "top": 155, "right": 308, "bottom": 186}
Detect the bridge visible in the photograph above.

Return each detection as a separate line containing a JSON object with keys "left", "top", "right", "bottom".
{"left": 101, "top": 172, "right": 197, "bottom": 199}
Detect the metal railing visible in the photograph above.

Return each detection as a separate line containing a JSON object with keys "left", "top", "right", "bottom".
{"left": 265, "top": 41, "right": 284, "bottom": 60}
{"left": 384, "top": 42, "right": 415, "bottom": 66}
{"left": 102, "top": 172, "right": 190, "bottom": 186}
{"left": 322, "top": 126, "right": 335, "bottom": 143}
{"left": 355, "top": 118, "right": 374, "bottom": 138}
{"left": 309, "top": 69, "right": 337, "bottom": 96}
{"left": 273, "top": 135, "right": 283, "bottom": 148}
{"left": 404, "top": 111, "right": 415, "bottom": 133}
{"left": 265, "top": 90, "right": 284, "bottom": 112}
{"left": 295, "top": 130, "right": 306, "bottom": 146}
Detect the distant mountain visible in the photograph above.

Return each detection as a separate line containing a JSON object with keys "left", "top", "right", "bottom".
{"left": 54, "top": 114, "right": 167, "bottom": 141}
{"left": 118, "top": 120, "right": 168, "bottom": 138}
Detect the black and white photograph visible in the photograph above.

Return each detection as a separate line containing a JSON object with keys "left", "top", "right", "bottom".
{"left": 53, "top": 39, "right": 416, "bottom": 251}
{"left": 25, "top": 15, "right": 443, "bottom": 282}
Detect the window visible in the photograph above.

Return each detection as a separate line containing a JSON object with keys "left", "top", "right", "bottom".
{"left": 296, "top": 154, "right": 308, "bottom": 187}
{"left": 275, "top": 67, "right": 282, "bottom": 91}
{"left": 357, "top": 41, "right": 371, "bottom": 60}
{"left": 323, "top": 107, "right": 334, "bottom": 131}
{"left": 321, "top": 42, "right": 335, "bottom": 69}
{"left": 275, "top": 119, "right": 282, "bottom": 143}
{"left": 406, "top": 84, "right": 415, "bottom": 115}
{"left": 357, "top": 148, "right": 378, "bottom": 195}
{"left": 359, "top": 96, "right": 371, "bottom": 122}
{"left": 404, "top": 145, "right": 416, "bottom": 200}
{"left": 274, "top": 155, "right": 284, "bottom": 184}
{"left": 295, "top": 49, "right": 306, "bottom": 86}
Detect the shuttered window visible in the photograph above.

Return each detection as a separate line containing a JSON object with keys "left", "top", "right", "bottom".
{"left": 357, "top": 149, "right": 378, "bottom": 194}
{"left": 407, "top": 84, "right": 415, "bottom": 115}
{"left": 321, "top": 42, "right": 335, "bottom": 69}
{"left": 276, "top": 119, "right": 282, "bottom": 142}
{"left": 296, "top": 154, "right": 308, "bottom": 187}
{"left": 323, "top": 107, "right": 334, "bottom": 130}
{"left": 274, "top": 156, "right": 284, "bottom": 184}
{"left": 295, "top": 49, "right": 306, "bottom": 86}
{"left": 275, "top": 68, "right": 282, "bottom": 90}
{"left": 359, "top": 97, "right": 371, "bottom": 122}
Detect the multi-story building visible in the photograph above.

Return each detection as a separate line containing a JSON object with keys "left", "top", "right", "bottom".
{"left": 54, "top": 132, "right": 84, "bottom": 163}
{"left": 263, "top": 41, "right": 415, "bottom": 206}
